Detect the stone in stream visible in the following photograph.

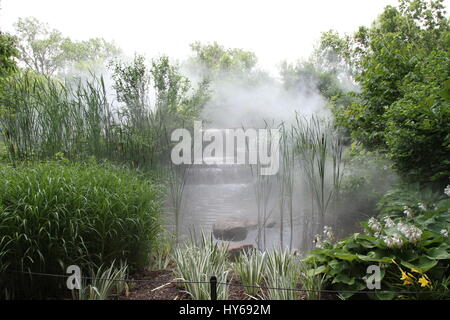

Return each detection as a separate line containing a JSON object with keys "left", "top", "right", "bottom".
{"left": 212, "top": 218, "right": 277, "bottom": 242}
{"left": 225, "top": 244, "right": 254, "bottom": 261}
{"left": 212, "top": 221, "right": 248, "bottom": 241}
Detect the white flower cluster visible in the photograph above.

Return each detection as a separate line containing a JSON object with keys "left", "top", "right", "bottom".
{"left": 366, "top": 217, "right": 423, "bottom": 248}
{"left": 314, "top": 234, "right": 324, "bottom": 249}
{"left": 323, "top": 226, "right": 335, "bottom": 242}
{"left": 445, "top": 185, "right": 450, "bottom": 197}
{"left": 381, "top": 234, "right": 404, "bottom": 249}
{"left": 396, "top": 221, "right": 422, "bottom": 243}
{"left": 383, "top": 217, "right": 395, "bottom": 228}
{"left": 368, "top": 217, "right": 382, "bottom": 232}
{"left": 417, "top": 203, "right": 426, "bottom": 211}
{"left": 403, "top": 206, "right": 413, "bottom": 218}
{"left": 313, "top": 226, "right": 336, "bottom": 249}
{"left": 441, "top": 229, "right": 449, "bottom": 238}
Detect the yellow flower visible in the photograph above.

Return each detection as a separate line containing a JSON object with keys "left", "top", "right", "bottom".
{"left": 410, "top": 268, "right": 422, "bottom": 274}
{"left": 418, "top": 275, "right": 431, "bottom": 288}
{"left": 400, "top": 271, "right": 414, "bottom": 285}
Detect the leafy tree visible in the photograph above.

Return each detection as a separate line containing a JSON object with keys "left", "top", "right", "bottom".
{"left": 384, "top": 46, "right": 450, "bottom": 183}
{"left": 328, "top": 0, "right": 449, "bottom": 185}
{"left": 0, "top": 31, "right": 18, "bottom": 77}
{"left": 14, "top": 17, "right": 120, "bottom": 76}
{"left": 189, "top": 41, "right": 257, "bottom": 77}
{"left": 280, "top": 60, "right": 346, "bottom": 100}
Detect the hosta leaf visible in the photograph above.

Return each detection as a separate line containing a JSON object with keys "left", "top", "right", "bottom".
{"left": 333, "top": 252, "right": 358, "bottom": 261}
{"left": 400, "top": 257, "right": 438, "bottom": 273}
{"left": 332, "top": 273, "right": 355, "bottom": 285}
{"left": 306, "top": 264, "right": 328, "bottom": 277}
{"left": 426, "top": 244, "right": 450, "bottom": 260}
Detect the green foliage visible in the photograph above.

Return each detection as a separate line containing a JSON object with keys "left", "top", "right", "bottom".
{"left": 376, "top": 183, "right": 447, "bottom": 218}
{"left": 305, "top": 185, "right": 450, "bottom": 300}
{"left": 0, "top": 31, "right": 18, "bottom": 78}
{"left": 173, "top": 233, "right": 230, "bottom": 300}
{"left": 150, "top": 231, "right": 175, "bottom": 271}
{"left": 280, "top": 61, "right": 346, "bottom": 100}
{"left": 233, "top": 250, "right": 266, "bottom": 297}
{"left": 333, "top": 0, "right": 449, "bottom": 183}
{"left": 0, "top": 161, "right": 163, "bottom": 299}
{"left": 263, "top": 250, "right": 299, "bottom": 300}
{"left": 73, "top": 261, "right": 129, "bottom": 300}
{"left": 0, "top": 56, "right": 207, "bottom": 170}
{"left": 297, "top": 259, "right": 327, "bottom": 300}
{"left": 384, "top": 48, "right": 450, "bottom": 183}
{"left": 189, "top": 41, "right": 257, "bottom": 78}
{"left": 13, "top": 17, "right": 120, "bottom": 76}
{"left": 293, "top": 115, "right": 345, "bottom": 235}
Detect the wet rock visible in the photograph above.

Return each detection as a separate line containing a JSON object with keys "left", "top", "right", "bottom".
{"left": 242, "top": 219, "right": 276, "bottom": 230}
{"left": 213, "top": 221, "right": 248, "bottom": 241}
{"left": 225, "top": 244, "right": 255, "bottom": 261}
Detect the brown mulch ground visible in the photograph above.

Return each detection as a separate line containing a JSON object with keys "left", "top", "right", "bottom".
{"left": 118, "top": 269, "right": 324, "bottom": 300}
{"left": 119, "top": 270, "right": 190, "bottom": 300}
{"left": 119, "top": 269, "right": 250, "bottom": 300}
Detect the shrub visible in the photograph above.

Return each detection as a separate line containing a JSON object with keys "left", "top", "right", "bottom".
{"left": 304, "top": 185, "right": 450, "bottom": 300}
{"left": 233, "top": 250, "right": 266, "bottom": 297}
{"left": 173, "top": 233, "right": 230, "bottom": 300}
{"left": 0, "top": 161, "right": 163, "bottom": 299}
{"left": 263, "top": 250, "right": 299, "bottom": 300}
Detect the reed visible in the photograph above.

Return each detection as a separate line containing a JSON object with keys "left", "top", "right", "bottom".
{"left": 233, "top": 250, "right": 266, "bottom": 297}
{"left": 73, "top": 261, "right": 129, "bottom": 300}
{"left": 0, "top": 161, "right": 162, "bottom": 299}
{"left": 277, "top": 122, "right": 295, "bottom": 250}
{"left": 263, "top": 249, "right": 298, "bottom": 300}
{"left": 173, "top": 233, "right": 230, "bottom": 300}
{"left": 297, "top": 258, "right": 326, "bottom": 300}
{"left": 292, "top": 114, "right": 345, "bottom": 242}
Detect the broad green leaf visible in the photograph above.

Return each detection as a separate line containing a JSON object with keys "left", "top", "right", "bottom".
{"left": 400, "top": 257, "right": 438, "bottom": 273}
{"left": 426, "top": 244, "right": 450, "bottom": 260}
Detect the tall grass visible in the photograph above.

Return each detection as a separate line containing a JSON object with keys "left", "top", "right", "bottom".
{"left": 73, "top": 261, "right": 129, "bottom": 300}
{"left": 292, "top": 114, "right": 345, "bottom": 245}
{"left": 166, "top": 162, "right": 191, "bottom": 244}
{"left": 297, "top": 259, "right": 326, "bottom": 300}
{"left": 277, "top": 123, "right": 295, "bottom": 249}
{"left": 173, "top": 233, "right": 230, "bottom": 300}
{"left": 248, "top": 122, "right": 277, "bottom": 250}
{"left": 0, "top": 161, "right": 162, "bottom": 299}
{"left": 233, "top": 250, "right": 266, "bottom": 297}
{"left": 263, "top": 249, "right": 298, "bottom": 300}
{"left": 0, "top": 58, "right": 207, "bottom": 171}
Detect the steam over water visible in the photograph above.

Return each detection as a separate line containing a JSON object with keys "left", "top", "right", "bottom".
{"left": 166, "top": 128, "right": 305, "bottom": 249}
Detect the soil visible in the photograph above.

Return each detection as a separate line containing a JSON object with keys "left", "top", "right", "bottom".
{"left": 118, "top": 269, "right": 317, "bottom": 300}
{"left": 119, "top": 270, "right": 190, "bottom": 300}
{"left": 119, "top": 269, "right": 251, "bottom": 300}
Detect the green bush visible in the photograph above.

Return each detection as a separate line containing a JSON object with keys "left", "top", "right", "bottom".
{"left": 305, "top": 185, "right": 450, "bottom": 300}
{"left": 384, "top": 48, "right": 450, "bottom": 184}
{"left": 333, "top": 1, "right": 450, "bottom": 184}
{"left": 0, "top": 161, "right": 163, "bottom": 299}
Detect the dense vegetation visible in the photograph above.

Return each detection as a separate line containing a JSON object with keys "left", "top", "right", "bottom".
{"left": 0, "top": 161, "right": 162, "bottom": 299}
{"left": 0, "top": 0, "right": 448, "bottom": 300}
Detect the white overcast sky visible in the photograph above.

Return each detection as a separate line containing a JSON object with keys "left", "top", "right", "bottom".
{"left": 0, "top": 0, "right": 448, "bottom": 75}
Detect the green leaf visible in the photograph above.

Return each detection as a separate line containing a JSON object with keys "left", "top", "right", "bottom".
{"left": 333, "top": 252, "right": 358, "bottom": 261}
{"left": 400, "top": 257, "right": 438, "bottom": 273}
{"left": 332, "top": 273, "right": 355, "bottom": 285}
{"left": 306, "top": 264, "right": 328, "bottom": 277}
{"left": 426, "top": 244, "right": 450, "bottom": 260}
{"left": 357, "top": 252, "right": 393, "bottom": 263}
